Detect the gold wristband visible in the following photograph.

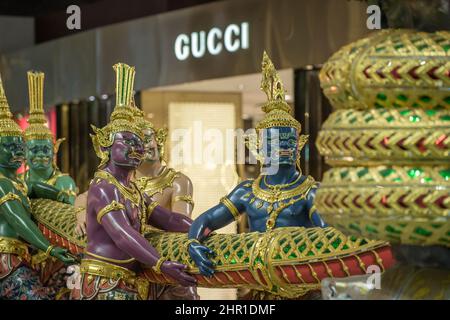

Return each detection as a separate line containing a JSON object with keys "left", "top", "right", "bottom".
{"left": 45, "top": 245, "right": 54, "bottom": 257}
{"left": 147, "top": 201, "right": 159, "bottom": 218}
{"left": 185, "top": 238, "right": 201, "bottom": 250}
{"left": 0, "top": 192, "right": 21, "bottom": 207}
{"left": 220, "top": 196, "right": 240, "bottom": 220}
{"left": 152, "top": 257, "right": 167, "bottom": 275}
{"left": 97, "top": 200, "right": 126, "bottom": 224}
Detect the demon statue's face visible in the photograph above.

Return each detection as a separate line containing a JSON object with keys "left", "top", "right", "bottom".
{"left": 0, "top": 136, "right": 25, "bottom": 170}
{"left": 110, "top": 131, "right": 144, "bottom": 169}
{"left": 142, "top": 128, "right": 159, "bottom": 163}
{"left": 26, "top": 139, "right": 53, "bottom": 171}
{"left": 260, "top": 126, "right": 298, "bottom": 168}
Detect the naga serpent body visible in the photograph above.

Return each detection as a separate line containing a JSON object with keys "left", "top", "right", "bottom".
{"left": 31, "top": 198, "right": 394, "bottom": 298}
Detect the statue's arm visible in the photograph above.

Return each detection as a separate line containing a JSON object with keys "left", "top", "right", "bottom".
{"left": 147, "top": 203, "right": 193, "bottom": 233}
{"left": 55, "top": 175, "right": 78, "bottom": 205}
{"left": 0, "top": 179, "right": 52, "bottom": 252}
{"left": 96, "top": 185, "right": 163, "bottom": 267}
{"left": 306, "top": 185, "right": 327, "bottom": 228}
{"left": 29, "top": 181, "right": 71, "bottom": 204}
{"left": 171, "top": 173, "right": 194, "bottom": 217}
{"left": 74, "top": 191, "right": 88, "bottom": 236}
{"left": 188, "top": 181, "right": 248, "bottom": 242}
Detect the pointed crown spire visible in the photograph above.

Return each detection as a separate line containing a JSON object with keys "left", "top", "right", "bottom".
{"left": 0, "top": 72, "right": 23, "bottom": 138}
{"left": 25, "top": 71, "right": 53, "bottom": 141}
{"left": 256, "top": 51, "right": 301, "bottom": 132}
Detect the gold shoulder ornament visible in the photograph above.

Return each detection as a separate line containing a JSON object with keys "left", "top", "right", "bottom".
{"left": 0, "top": 192, "right": 22, "bottom": 207}
{"left": 97, "top": 200, "right": 126, "bottom": 224}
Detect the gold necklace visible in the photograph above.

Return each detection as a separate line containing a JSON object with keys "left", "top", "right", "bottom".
{"left": 252, "top": 175, "right": 316, "bottom": 213}
{"left": 263, "top": 173, "right": 302, "bottom": 190}
{"left": 94, "top": 170, "right": 141, "bottom": 207}
{"left": 135, "top": 166, "right": 179, "bottom": 197}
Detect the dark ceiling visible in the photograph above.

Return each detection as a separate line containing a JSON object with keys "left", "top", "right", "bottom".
{"left": 0, "top": 0, "right": 101, "bottom": 16}
{"left": 0, "top": 0, "right": 222, "bottom": 43}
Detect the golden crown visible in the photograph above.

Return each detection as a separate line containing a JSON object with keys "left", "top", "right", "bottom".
{"left": 25, "top": 71, "right": 53, "bottom": 141}
{"left": 91, "top": 63, "right": 144, "bottom": 167}
{"left": 0, "top": 72, "right": 23, "bottom": 138}
{"left": 256, "top": 52, "right": 301, "bottom": 133}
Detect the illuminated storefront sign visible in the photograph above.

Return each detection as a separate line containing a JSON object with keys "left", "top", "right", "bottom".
{"left": 174, "top": 22, "right": 249, "bottom": 61}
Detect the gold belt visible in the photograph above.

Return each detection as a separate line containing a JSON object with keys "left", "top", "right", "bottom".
{"left": 0, "top": 237, "right": 29, "bottom": 260}
{"left": 80, "top": 259, "right": 149, "bottom": 300}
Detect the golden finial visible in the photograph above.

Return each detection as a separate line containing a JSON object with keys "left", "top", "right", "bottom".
{"left": 256, "top": 52, "right": 301, "bottom": 132}
{"left": 25, "top": 71, "right": 53, "bottom": 141}
{"left": 114, "top": 63, "right": 135, "bottom": 108}
{"left": 0, "top": 72, "right": 23, "bottom": 138}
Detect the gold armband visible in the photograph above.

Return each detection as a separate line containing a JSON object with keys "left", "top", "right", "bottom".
{"left": 152, "top": 257, "right": 167, "bottom": 275}
{"left": 97, "top": 200, "right": 126, "bottom": 224}
{"left": 0, "top": 193, "right": 21, "bottom": 207}
{"left": 309, "top": 205, "right": 317, "bottom": 221}
{"left": 220, "top": 196, "right": 240, "bottom": 220}
{"left": 146, "top": 201, "right": 159, "bottom": 219}
{"left": 45, "top": 245, "right": 54, "bottom": 257}
{"left": 58, "top": 189, "right": 77, "bottom": 198}
{"left": 172, "top": 195, "right": 194, "bottom": 209}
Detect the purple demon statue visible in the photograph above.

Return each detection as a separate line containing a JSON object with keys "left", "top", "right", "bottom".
{"left": 69, "top": 63, "right": 196, "bottom": 300}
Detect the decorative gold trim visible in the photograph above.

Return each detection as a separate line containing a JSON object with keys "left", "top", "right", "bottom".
{"left": 135, "top": 167, "right": 179, "bottom": 198}
{"left": 0, "top": 192, "right": 21, "bottom": 207}
{"left": 96, "top": 200, "right": 126, "bottom": 224}
{"left": 146, "top": 201, "right": 159, "bottom": 219}
{"left": 172, "top": 194, "right": 194, "bottom": 208}
{"left": 317, "top": 108, "right": 450, "bottom": 165}
{"left": 94, "top": 170, "right": 142, "bottom": 206}
{"left": 185, "top": 238, "right": 201, "bottom": 251}
{"left": 0, "top": 237, "right": 29, "bottom": 259}
{"left": 85, "top": 251, "right": 135, "bottom": 264}
{"left": 80, "top": 258, "right": 148, "bottom": 300}
{"left": 308, "top": 205, "right": 317, "bottom": 221}
{"left": 220, "top": 196, "right": 240, "bottom": 220}
{"left": 320, "top": 30, "right": 450, "bottom": 111}
{"left": 152, "top": 257, "right": 166, "bottom": 275}
{"left": 45, "top": 245, "right": 54, "bottom": 257}
{"left": 252, "top": 175, "right": 316, "bottom": 203}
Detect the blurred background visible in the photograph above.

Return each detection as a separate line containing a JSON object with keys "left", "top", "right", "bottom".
{"left": 0, "top": 0, "right": 448, "bottom": 299}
